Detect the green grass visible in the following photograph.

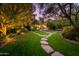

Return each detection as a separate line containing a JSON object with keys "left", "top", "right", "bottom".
{"left": 0, "top": 31, "right": 49, "bottom": 56}
{"left": 34, "top": 31, "right": 48, "bottom": 35}
{"left": 48, "top": 32, "right": 79, "bottom": 56}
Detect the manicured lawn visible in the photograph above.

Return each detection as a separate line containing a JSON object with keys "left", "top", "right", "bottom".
{"left": 34, "top": 31, "right": 48, "bottom": 35}
{"left": 48, "top": 32, "right": 79, "bottom": 56}
{"left": 0, "top": 31, "right": 49, "bottom": 56}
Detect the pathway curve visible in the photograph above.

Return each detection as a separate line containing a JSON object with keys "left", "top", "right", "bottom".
{"left": 33, "top": 31, "right": 64, "bottom": 56}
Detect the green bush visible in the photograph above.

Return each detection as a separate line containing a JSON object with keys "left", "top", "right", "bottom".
{"left": 47, "top": 21, "right": 63, "bottom": 30}
{"left": 62, "top": 26, "right": 78, "bottom": 41}
{"left": 47, "top": 21, "right": 57, "bottom": 30}
{"left": 57, "top": 23, "right": 63, "bottom": 29}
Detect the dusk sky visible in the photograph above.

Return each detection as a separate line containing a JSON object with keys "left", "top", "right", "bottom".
{"left": 33, "top": 3, "right": 52, "bottom": 20}
{"left": 33, "top": 3, "right": 60, "bottom": 20}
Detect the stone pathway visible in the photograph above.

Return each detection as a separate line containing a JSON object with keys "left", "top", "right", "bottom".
{"left": 32, "top": 32, "right": 46, "bottom": 37}
{"left": 41, "top": 45, "right": 54, "bottom": 54}
{"left": 33, "top": 31, "right": 64, "bottom": 56}
{"left": 40, "top": 41, "right": 48, "bottom": 45}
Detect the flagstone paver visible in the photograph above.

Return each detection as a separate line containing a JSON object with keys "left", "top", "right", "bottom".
{"left": 33, "top": 31, "right": 64, "bottom": 56}
{"left": 41, "top": 38, "right": 48, "bottom": 41}
{"left": 51, "top": 51, "right": 63, "bottom": 56}
{"left": 40, "top": 41, "right": 48, "bottom": 45}
{"left": 41, "top": 45, "right": 54, "bottom": 54}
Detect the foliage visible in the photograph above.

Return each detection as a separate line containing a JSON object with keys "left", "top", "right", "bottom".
{"left": 0, "top": 4, "right": 32, "bottom": 35}
{"left": 62, "top": 26, "right": 79, "bottom": 41}
{"left": 47, "top": 20, "right": 63, "bottom": 30}
{"left": 31, "top": 26, "right": 37, "bottom": 31}
{"left": 20, "top": 27, "right": 28, "bottom": 33}
{"left": 48, "top": 32, "right": 79, "bottom": 56}
{"left": 36, "top": 3, "right": 79, "bottom": 29}
{"left": 0, "top": 34, "right": 6, "bottom": 41}
{"left": 47, "top": 21, "right": 57, "bottom": 30}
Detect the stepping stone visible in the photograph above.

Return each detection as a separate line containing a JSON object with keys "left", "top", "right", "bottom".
{"left": 45, "top": 33, "right": 53, "bottom": 38}
{"left": 41, "top": 35, "right": 46, "bottom": 37}
{"left": 44, "top": 36, "right": 48, "bottom": 38}
{"left": 41, "top": 45, "right": 54, "bottom": 54}
{"left": 51, "top": 51, "right": 63, "bottom": 56}
{"left": 41, "top": 38, "right": 48, "bottom": 41}
{"left": 40, "top": 41, "right": 48, "bottom": 45}
{"left": 42, "top": 35, "right": 46, "bottom": 36}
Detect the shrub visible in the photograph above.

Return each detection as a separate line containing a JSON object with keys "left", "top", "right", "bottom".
{"left": 57, "top": 23, "right": 63, "bottom": 29}
{"left": 76, "top": 37, "right": 79, "bottom": 41}
{"left": 47, "top": 21, "right": 63, "bottom": 30}
{"left": 62, "top": 26, "right": 78, "bottom": 41}
{"left": 47, "top": 21, "right": 57, "bottom": 30}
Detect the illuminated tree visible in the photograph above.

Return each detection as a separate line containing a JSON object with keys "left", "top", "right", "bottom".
{"left": 0, "top": 3, "right": 32, "bottom": 35}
